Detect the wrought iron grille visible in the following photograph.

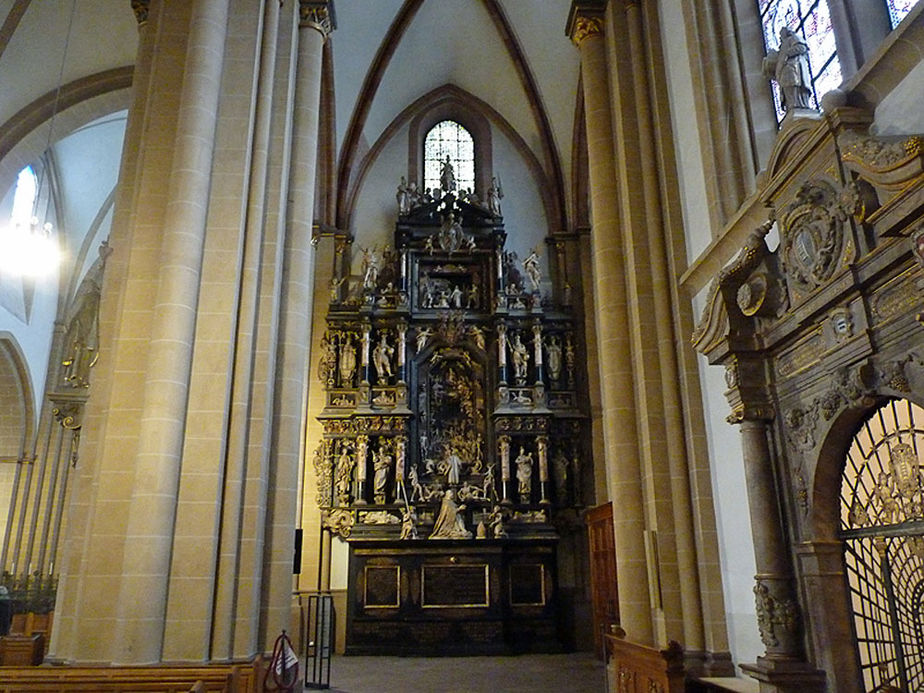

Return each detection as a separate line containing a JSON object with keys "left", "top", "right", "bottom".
{"left": 840, "top": 398, "right": 924, "bottom": 692}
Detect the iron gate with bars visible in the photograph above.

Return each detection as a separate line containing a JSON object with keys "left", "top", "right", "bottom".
{"left": 840, "top": 398, "right": 924, "bottom": 691}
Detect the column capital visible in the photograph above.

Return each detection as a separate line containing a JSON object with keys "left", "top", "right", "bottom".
{"left": 567, "top": 8, "right": 604, "bottom": 46}
{"left": 299, "top": 1, "right": 336, "bottom": 37}
{"left": 130, "top": 0, "right": 149, "bottom": 26}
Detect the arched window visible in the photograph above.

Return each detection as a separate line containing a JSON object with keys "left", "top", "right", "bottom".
{"left": 423, "top": 121, "right": 475, "bottom": 195}
{"left": 10, "top": 166, "right": 38, "bottom": 228}
{"left": 886, "top": 0, "right": 921, "bottom": 28}
{"left": 759, "top": 0, "right": 842, "bottom": 120}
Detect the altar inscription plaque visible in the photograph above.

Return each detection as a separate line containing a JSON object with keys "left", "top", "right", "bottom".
{"left": 421, "top": 564, "right": 489, "bottom": 607}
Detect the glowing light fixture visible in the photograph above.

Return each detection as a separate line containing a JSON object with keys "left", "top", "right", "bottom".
{"left": 0, "top": 0, "right": 77, "bottom": 277}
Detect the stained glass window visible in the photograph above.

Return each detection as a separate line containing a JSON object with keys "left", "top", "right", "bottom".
{"left": 886, "top": 0, "right": 920, "bottom": 28}
{"left": 759, "top": 0, "right": 842, "bottom": 121}
{"left": 423, "top": 121, "right": 475, "bottom": 196}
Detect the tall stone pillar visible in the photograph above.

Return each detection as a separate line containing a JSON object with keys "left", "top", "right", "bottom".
{"left": 732, "top": 411, "right": 825, "bottom": 692}
{"left": 567, "top": 5, "right": 652, "bottom": 645}
{"left": 262, "top": 0, "right": 334, "bottom": 643}
{"left": 112, "top": 0, "right": 229, "bottom": 663}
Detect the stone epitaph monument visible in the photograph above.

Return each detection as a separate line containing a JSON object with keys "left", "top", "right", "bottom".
{"left": 312, "top": 178, "right": 588, "bottom": 654}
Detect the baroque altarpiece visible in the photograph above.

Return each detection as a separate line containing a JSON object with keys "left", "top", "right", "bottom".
{"left": 312, "top": 183, "right": 589, "bottom": 654}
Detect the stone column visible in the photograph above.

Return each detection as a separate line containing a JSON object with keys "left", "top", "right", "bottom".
{"left": 568, "top": 7, "right": 652, "bottom": 644}
{"left": 498, "top": 435, "right": 511, "bottom": 505}
{"left": 262, "top": 0, "right": 334, "bottom": 644}
{"left": 537, "top": 435, "right": 550, "bottom": 506}
{"left": 113, "top": 0, "right": 229, "bottom": 663}
{"left": 355, "top": 434, "right": 369, "bottom": 505}
{"left": 734, "top": 414, "right": 825, "bottom": 692}
{"left": 497, "top": 321, "right": 508, "bottom": 385}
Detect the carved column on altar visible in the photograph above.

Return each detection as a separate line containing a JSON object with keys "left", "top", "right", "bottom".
{"left": 730, "top": 404, "right": 825, "bottom": 692}
{"left": 397, "top": 321, "right": 407, "bottom": 384}
{"left": 355, "top": 434, "right": 369, "bottom": 505}
{"left": 537, "top": 435, "right": 550, "bottom": 505}
{"left": 360, "top": 320, "right": 372, "bottom": 403}
{"left": 532, "top": 321, "right": 544, "bottom": 385}
{"left": 497, "top": 321, "right": 508, "bottom": 385}
{"left": 499, "top": 435, "right": 512, "bottom": 505}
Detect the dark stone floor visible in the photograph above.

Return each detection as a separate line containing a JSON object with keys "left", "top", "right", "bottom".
{"left": 307, "top": 652, "right": 605, "bottom": 692}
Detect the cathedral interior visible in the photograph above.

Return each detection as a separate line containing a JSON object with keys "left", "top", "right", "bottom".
{"left": 1, "top": 1, "right": 924, "bottom": 691}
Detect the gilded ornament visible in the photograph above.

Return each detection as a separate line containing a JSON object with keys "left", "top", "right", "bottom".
{"left": 571, "top": 16, "right": 603, "bottom": 45}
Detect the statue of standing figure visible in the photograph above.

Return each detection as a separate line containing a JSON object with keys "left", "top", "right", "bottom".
{"left": 523, "top": 248, "right": 542, "bottom": 293}
{"left": 440, "top": 155, "right": 456, "bottom": 193}
{"left": 339, "top": 336, "right": 357, "bottom": 384}
{"left": 372, "top": 334, "right": 394, "bottom": 380}
{"left": 516, "top": 447, "right": 533, "bottom": 501}
{"left": 762, "top": 27, "right": 812, "bottom": 112}
{"left": 373, "top": 449, "right": 392, "bottom": 503}
{"left": 487, "top": 176, "right": 503, "bottom": 216}
{"left": 510, "top": 333, "right": 529, "bottom": 383}
{"left": 396, "top": 176, "right": 411, "bottom": 214}
{"left": 545, "top": 335, "right": 562, "bottom": 382}
{"left": 361, "top": 246, "right": 380, "bottom": 291}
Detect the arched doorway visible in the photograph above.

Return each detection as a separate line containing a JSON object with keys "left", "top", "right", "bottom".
{"left": 839, "top": 398, "right": 924, "bottom": 691}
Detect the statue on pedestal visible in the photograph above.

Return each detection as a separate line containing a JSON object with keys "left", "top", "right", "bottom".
{"left": 487, "top": 176, "right": 503, "bottom": 216}
{"left": 523, "top": 248, "right": 541, "bottom": 293}
{"left": 516, "top": 447, "right": 533, "bottom": 501}
{"left": 373, "top": 334, "right": 394, "bottom": 380}
{"left": 373, "top": 449, "right": 392, "bottom": 504}
{"left": 339, "top": 337, "right": 357, "bottom": 384}
{"left": 510, "top": 333, "right": 529, "bottom": 384}
{"left": 361, "top": 247, "right": 380, "bottom": 291}
{"left": 440, "top": 155, "right": 456, "bottom": 192}
{"left": 762, "top": 27, "right": 812, "bottom": 112}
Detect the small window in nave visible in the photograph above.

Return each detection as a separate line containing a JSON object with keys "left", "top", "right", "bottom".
{"left": 10, "top": 166, "right": 38, "bottom": 227}
{"left": 886, "top": 0, "right": 921, "bottom": 28}
{"left": 423, "top": 120, "right": 475, "bottom": 196}
{"left": 759, "top": 0, "right": 842, "bottom": 121}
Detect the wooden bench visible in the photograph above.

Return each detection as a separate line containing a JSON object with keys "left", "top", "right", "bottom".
{"left": 0, "top": 657, "right": 265, "bottom": 692}
{"left": 605, "top": 629, "right": 685, "bottom": 693}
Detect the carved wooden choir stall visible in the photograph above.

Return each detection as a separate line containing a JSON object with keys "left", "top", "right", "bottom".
{"left": 312, "top": 180, "right": 587, "bottom": 655}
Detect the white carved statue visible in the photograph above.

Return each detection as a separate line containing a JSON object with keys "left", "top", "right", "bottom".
{"left": 430, "top": 489, "right": 471, "bottom": 539}
{"left": 510, "top": 333, "right": 529, "bottom": 382}
{"left": 439, "top": 155, "right": 456, "bottom": 192}
{"left": 523, "top": 248, "right": 541, "bottom": 292}
{"left": 373, "top": 334, "right": 394, "bottom": 380}
{"left": 487, "top": 176, "right": 503, "bottom": 216}
{"left": 762, "top": 27, "right": 812, "bottom": 112}
{"left": 516, "top": 447, "right": 533, "bottom": 500}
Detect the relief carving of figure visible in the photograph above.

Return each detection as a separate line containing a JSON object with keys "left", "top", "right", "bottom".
{"left": 762, "top": 27, "right": 812, "bottom": 112}
{"left": 516, "top": 447, "right": 533, "bottom": 501}
{"left": 373, "top": 334, "right": 394, "bottom": 380}
{"left": 450, "top": 284, "right": 464, "bottom": 309}
{"left": 430, "top": 489, "right": 471, "bottom": 539}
